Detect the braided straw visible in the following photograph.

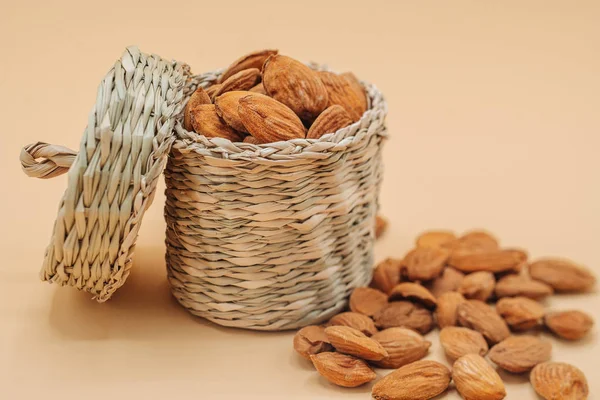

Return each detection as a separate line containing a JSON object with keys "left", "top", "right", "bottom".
{"left": 32, "top": 46, "right": 189, "bottom": 301}
{"left": 165, "top": 68, "right": 387, "bottom": 330}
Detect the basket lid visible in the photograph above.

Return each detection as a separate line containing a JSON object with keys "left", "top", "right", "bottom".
{"left": 19, "top": 46, "right": 190, "bottom": 301}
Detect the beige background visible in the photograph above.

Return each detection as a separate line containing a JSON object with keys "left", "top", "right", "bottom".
{"left": 1, "top": 0, "right": 599, "bottom": 398}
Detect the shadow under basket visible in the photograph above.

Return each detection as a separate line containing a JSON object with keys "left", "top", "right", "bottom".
{"left": 164, "top": 69, "right": 388, "bottom": 330}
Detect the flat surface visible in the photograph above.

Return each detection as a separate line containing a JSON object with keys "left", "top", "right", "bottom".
{"left": 1, "top": 0, "right": 599, "bottom": 399}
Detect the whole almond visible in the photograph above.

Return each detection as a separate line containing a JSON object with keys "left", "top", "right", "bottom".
{"left": 544, "top": 310, "right": 594, "bottom": 340}
{"left": 495, "top": 274, "right": 553, "bottom": 299}
{"left": 324, "top": 325, "right": 388, "bottom": 361}
{"left": 402, "top": 247, "right": 449, "bottom": 281}
{"left": 457, "top": 300, "right": 510, "bottom": 344}
{"left": 205, "top": 84, "right": 223, "bottom": 101}
{"left": 189, "top": 104, "right": 244, "bottom": 142}
{"left": 488, "top": 335, "right": 551, "bottom": 373}
{"left": 371, "top": 258, "right": 402, "bottom": 294}
{"left": 215, "top": 91, "right": 251, "bottom": 132}
{"left": 373, "top": 301, "right": 434, "bottom": 334}
{"left": 370, "top": 328, "right": 431, "bottom": 369}
{"left": 530, "top": 362, "right": 589, "bottom": 400}
{"left": 328, "top": 311, "right": 378, "bottom": 336}
{"left": 372, "top": 360, "right": 451, "bottom": 400}
{"left": 293, "top": 325, "right": 333, "bottom": 359}
{"left": 319, "top": 71, "right": 367, "bottom": 122}
{"left": 238, "top": 93, "right": 306, "bottom": 143}
{"left": 496, "top": 296, "right": 544, "bottom": 331}
{"left": 218, "top": 49, "right": 278, "bottom": 83}
{"left": 440, "top": 326, "right": 488, "bottom": 360}
{"left": 307, "top": 105, "right": 353, "bottom": 139}
{"left": 388, "top": 283, "right": 437, "bottom": 309}
{"left": 416, "top": 230, "right": 457, "bottom": 249}
{"left": 214, "top": 68, "right": 261, "bottom": 97}
{"left": 183, "top": 87, "right": 211, "bottom": 131}
{"left": 453, "top": 354, "right": 506, "bottom": 400}
{"left": 375, "top": 215, "right": 389, "bottom": 239}
{"left": 349, "top": 287, "right": 388, "bottom": 317}
{"left": 249, "top": 82, "right": 266, "bottom": 94}
{"left": 444, "top": 230, "right": 499, "bottom": 255}
{"left": 310, "top": 352, "right": 376, "bottom": 387}
{"left": 436, "top": 291, "right": 466, "bottom": 328}
{"left": 427, "top": 267, "right": 465, "bottom": 298}
{"left": 341, "top": 71, "right": 368, "bottom": 113}
{"left": 458, "top": 271, "right": 496, "bottom": 301}
{"left": 263, "top": 55, "right": 328, "bottom": 121}
{"left": 529, "top": 258, "right": 596, "bottom": 292}
{"left": 449, "top": 248, "right": 528, "bottom": 273}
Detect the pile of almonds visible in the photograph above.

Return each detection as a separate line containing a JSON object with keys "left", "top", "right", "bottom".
{"left": 294, "top": 224, "right": 595, "bottom": 399}
{"left": 183, "top": 49, "right": 368, "bottom": 144}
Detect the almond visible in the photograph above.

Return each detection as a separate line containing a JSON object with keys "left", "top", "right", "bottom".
{"left": 189, "top": 104, "right": 244, "bottom": 142}
{"left": 373, "top": 301, "right": 434, "bottom": 334}
{"left": 496, "top": 296, "right": 544, "bottom": 331}
{"left": 263, "top": 54, "right": 328, "bottom": 121}
{"left": 458, "top": 271, "right": 496, "bottom": 301}
{"left": 544, "top": 310, "right": 594, "bottom": 340}
{"left": 488, "top": 335, "right": 551, "bottom": 373}
{"left": 416, "top": 230, "right": 457, "bottom": 249}
{"left": 242, "top": 135, "right": 260, "bottom": 144}
{"left": 293, "top": 325, "right": 333, "bottom": 359}
{"left": 214, "top": 91, "right": 251, "bottom": 132}
{"left": 218, "top": 49, "right": 278, "bottom": 83}
{"left": 205, "top": 84, "right": 223, "bottom": 101}
{"left": 530, "top": 362, "right": 589, "bottom": 400}
{"left": 388, "top": 283, "right": 437, "bottom": 309}
{"left": 444, "top": 230, "right": 499, "bottom": 255}
{"left": 375, "top": 215, "right": 389, "bottom": 239}
{"left": 453, "top": 354, "right": 506, "bottom": 400}
{"left": 427, "top": 267, "right": 465, "bottom": 298}
{"left": 249, "top": 82, "right": 266, "bottom": 94}
{"left": 306, "top": 105, "right": 353, "bottom": 139}
{"left": 238, "top": 93, "right": 306, "bottom": 143}
{"left": 436, "top": 291, "right": 466, "bottom": 328}
{"left": 370, "top": 258, "right": 402, "bottom": 294}
{"left": 439, "top": 326, "right": 488, "bottom": 360}
{"left": 310, "top": 352, "right": 376, "bottom": 387}
{"left": 457, "top": 300, "right": 510, "bottom": 344}
{"left": 319, "top": 71, "right": 367, "bottom": 122}
{"left": 183, "top": 87, "right": 211, "bottom": 131}
{"left": 349, "top": 287, "right": 388, "bottom": 317}
{"left": 402, "top": 247, "right": 449, "bottom": 281}
{"left": 495, "top": 274, "right": 553, "bottom": 299}
{"left": 370, "top": 328, "right": 431, "bottom": 369}
{"left": 449, "top": 248, "right": 528, "bottom": 273}
{"left": 328, "top": 311, "right": 378, "bottom": 336}
{"left": 372, "top": 360, "right": 451, "bottom": 400}
{"left": 214, "top": 68, "right": 261, "bottom": 97}
{"left": 529, "top": 258, "right": 596, "bottom": 292}
{"left": 324, "top": 326, "right": 388, "bottom": 361}
{"left": 341, "top": 71, "right": 368, "bottom": 113}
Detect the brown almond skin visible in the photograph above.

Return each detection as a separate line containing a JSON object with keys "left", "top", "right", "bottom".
{"left": 453, "top": 354, "right": 506, "bottom": 400}
{"left": 373, "top": 301, "right": 434, "bottom": 334}
{"left": 341, "top": 71, "right": 368, "bottom": 113}
{"left": 544, "top": 310, "right": 594, "bottom": 340}
{"left": 388, "top": 283, "right": 437, "bottom": 309}
{"left": 402, "top": 247, "right": 449, "bottom": 281}
{"left": 218, "top": 49, "right": 278, "bottom": 83}
{"left": 416, "top": 230, "right": 457, "bottom": 249}
{"left": 205, "top": 84, "right": 222, "bottom": 101}
{"left": 457, "top": 300, "right": 510, "bottom": 344}
{"left": 440, "top": 326, "right": 488, "bottom": 360}
{"left": 249, "top": 82, "right": 266, "bottom": 94}
{"left": 319, "top": 71, "right": 367, "bottom": 122}
{"left": 293, "top": 325, "right": 333, "bottom": 359}
{"left": 372, "top": 360, "right": 451, "bottom": 400}
{"left": 328, "top": 311, "right": 378, "bottom": 336}
{"left": 530, "top": 362, "right": 589, "bottom": 400}
{"left": 458, "top": 271, "right": 496, "bottom": 301}
{"left": 489, "top": 335, "right": 551, "bottom": 373}
{"left": 263, "top": 55, "right": 328, "bottom": 121}
{"left": 189, "top": 104, "right": 244, "bottom": 142}
{"left": 427, "top": 267, "right": 465, "bottom": 298}
{"left": 242, "top": 135, "right": 260, "bottom": 144}
{"left": 495, "top": 274, "right": 553, "bottom": 299}
{"left": 349, "top": 287, "right": 388, "bottom": 317}
{"left": 496, "top": 296, "right": 545, "bottom": 331}
{"left": 529, "top": 258, "right": 596, "bottom": 292}
{"left": 183, "top": 87, "right": 211, "bottom": 131}
{"left": 370, "top": 258, "right": 402, "bottom": 294}
{"left": 214, "top": 68, "right": 261, "bottom": 97}
{"left": 238, "top": 93, "right": 306, "bottom": 143}
{"left": 375, "top": 215, "right": 389, "bottom": 239}
{"left": 310, "top": 352, "right": 376, "bottom": 388}
{"left": 306, "top": 105, "right": 353, "bottom": 139}
{"left": 449, "top": 248, "right": 528, "bottom": 273}
{"left": 443, "top": 230, "right": 499, "bottom": 255}
{"left": 370, "top": 328, "right": 431, "bottom": 369}
{"left": 324, "top": 326, "right": 388, "bottom": 361}
{"left": 436, "top": 291, "right": 466, "bottom": 328}
{"left": 214, "top": 91, "right": 252, "bottom": 132}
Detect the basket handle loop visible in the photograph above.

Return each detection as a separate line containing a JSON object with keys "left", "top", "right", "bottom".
{"left": 20, "top": 142, "right": 77, "bottom": 179}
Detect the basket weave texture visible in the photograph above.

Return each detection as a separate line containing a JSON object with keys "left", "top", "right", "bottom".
{"left": 164, "top": 69, "right": 387, "bottom": 330}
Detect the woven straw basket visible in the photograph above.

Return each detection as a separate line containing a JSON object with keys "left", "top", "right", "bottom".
{"left": 20, "top": 46, "right": 388, "bottom": 331}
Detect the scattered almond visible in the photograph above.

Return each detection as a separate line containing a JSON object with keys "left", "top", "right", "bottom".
{"left": 416, "top": 230, "right": 457, "bottom": 249}
{"left": 427, "top": 267, "right": 465, "bottom": 298}
{"left": 457, "top": 300, "right": 510, "bottom": 344}
{"left": 436, "top": 291, "right": 466, "bottom": 328}
{"left": 328, "top": 312, "right": 378, "bottom": 336}
{"left": 370, "top": 327, "right": 431, "bottom": 369}
{"left": 529, "top": 258, "right": 596, "bottom": 292}
{"left": 293, "top": 325, "right": 333, "bottom": 359}
{"left": 184, "top": 87, "right": 211, "bottom": 131}
{"left": 375, "top": 215, "right": 389, "bottom": 239}
{"left": 189, "top": 104, "right": 244, "bottom": 142}
{"left": 306, "top": 104, "right": 353, "bottom": 139}
{"left": 453, "top": 354, "right": 506, "bottom": 400}
{"left": 449, "top": 249, "right": 527, "bottom": 273}
{"left": 349, "top": 287, "right": 388, "bottom": 317}
{"left": 370, "top": 257, "right": 401, "bottom": 294}
{"left": 373, "top": 301, "right": 434, "bottom": 334}
{"left": 530, "top": 362, "right": 589, "bottom": 400}
{"left": 310, "top": 352, "right": 376, "bottom": 387}
{"left": 458, "top": 271, "right": 496, "bottom": 301}
{"left": 488, "top": 335, "right": 551, "bottom": 373}
{"left": 495, "top": 273, "right": 553, "bottom": 299}
{"left": 439, "top": 326, "right": 488, "bottom": 360}
{"left": 444, "top": 230, "right": 499, "bottom": 255}
{"left": 388, "top": 283, "right": 437, "bottom": 309}
{"left": 324, "top": 325, "right": 388, "bottom": 361}
{"left": 218, "top": 49, "right": 278, "bottom": 83}
{"left": 544, "top": 310, "right": 594, "bottom": 340}
{"left": 402, "top": 247, "right": 449, "bottom": 281}
{"left": 372, "top": 360, "right": 451, "bottom": 400}
{"left": 496, "top": 296, "right": 544, "bottom": 331}
{"left": 214, "top": 91, "right": 251, "bottom": 132}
